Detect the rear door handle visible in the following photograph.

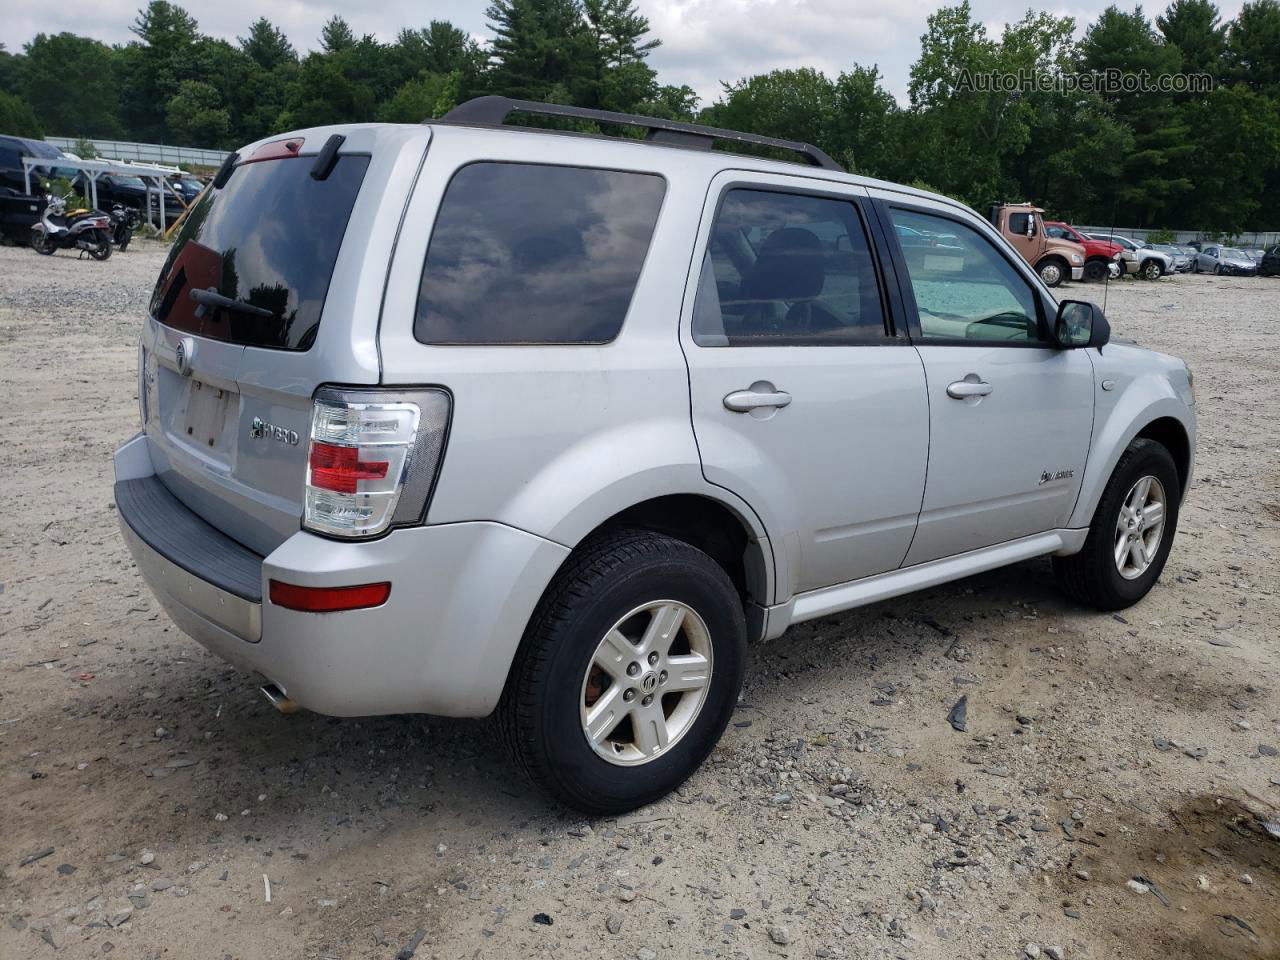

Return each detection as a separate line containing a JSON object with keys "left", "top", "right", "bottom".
{"left": 723, "top": 387, "right": 793, "bottom": 412}
{"left": 946, "top": 377, "right": 993, "bottom": 399}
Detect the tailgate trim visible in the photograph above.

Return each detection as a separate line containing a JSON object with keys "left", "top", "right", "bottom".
{"left": 115, "top": 476, "right": 264, "bottom": 602}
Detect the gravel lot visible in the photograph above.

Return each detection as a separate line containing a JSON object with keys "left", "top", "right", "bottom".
{"left": 1, "top": 241, "right": 1278, "bottom": 960}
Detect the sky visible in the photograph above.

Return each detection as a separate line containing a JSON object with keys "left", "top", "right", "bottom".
{"left": 0, "top": 0, "right": 1250, "bottom": 106}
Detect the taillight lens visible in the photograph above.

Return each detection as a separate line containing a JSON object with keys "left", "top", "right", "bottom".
{"left": 303, "top": 388, "right": 450, "bottom": 538}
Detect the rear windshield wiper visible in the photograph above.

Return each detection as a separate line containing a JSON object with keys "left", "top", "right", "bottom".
{"left": 189, "top": 287, "right": 276, "bottom": 319}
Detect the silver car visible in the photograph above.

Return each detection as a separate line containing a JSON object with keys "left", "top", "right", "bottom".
{"left": 1148, "top": 243, "right": 1193, "bottom": 272}
{"left": 114, "top": 96, "right": 1197, "bottom": 812}
{"left": 1086, "top": 233, "right": 1172, "bottom": 280}
{"left": 1194, "top": 244, "right": 1259, "bottom": 275}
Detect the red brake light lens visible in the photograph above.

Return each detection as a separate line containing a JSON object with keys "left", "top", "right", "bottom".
{"left": 269, "top": 580, "right": 391, "bottom": 612}
{"left": 308, "top": 442, "right": 389, "bottom": 494}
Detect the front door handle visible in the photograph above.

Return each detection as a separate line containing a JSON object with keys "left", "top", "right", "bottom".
{"left": 946, "top": 377, "right": 993, "bottom": 399}
{"left": 723, "top": 386, "right": 793, "bottom": 413}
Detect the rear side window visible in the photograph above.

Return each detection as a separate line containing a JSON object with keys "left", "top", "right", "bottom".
{"left": 150, "top": 154, "right": 370, "bottom": 351}
{"left": 693, "top": 189, "right": 887, "bottom": 346}
{"left": 415, "top": 163, "right": 665, "bottom": 344}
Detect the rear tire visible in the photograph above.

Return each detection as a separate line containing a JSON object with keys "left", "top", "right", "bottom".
{"left": 1053, "top": 437, "right": 1180, "bottom": 610}
{"left": 88, "top": 230, "right": 112, "bottom": 261}
{"left": 498, "top": 529, "right": 746, "bottom": 814}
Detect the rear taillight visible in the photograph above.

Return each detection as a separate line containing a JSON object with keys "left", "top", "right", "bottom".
{"left": 304, "top": 387, "right": 450, "bottom": 538}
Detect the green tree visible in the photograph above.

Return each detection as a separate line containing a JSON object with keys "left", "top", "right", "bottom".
{"left": 639, "top": 84, "right": 698, "bottom": 120}
{"left": 1156, "top": 0, "right": 1227, "bottom": 75}
{"left": 118, "top": 1, "right": 202, "bottom": 141}
{"left": 577, "top": 0, "right": 659, "bottom": 111}
{"left": 903, "top": 2, "right": 1021, "bottom": 205}
{"left": 21, "top": 33, "right": 122, "bottom": 137}
{"left": 320, "top": 16, "right": 356, "bottom": 54}
{"left": 378, "top": 71, "right": 461, "bottom": 122}
{"left": 1078, "top": 5, "right": 1192, "bottom": 225}
{"left": 0, "top": 90, "right": 41, "bottom": 136}
{"left": 486, "top": 0, "right": 585, "bottom": 102}
{"left": 239, "top": 18, "right": 296, "bottom": 71}
{"left": 831, "top": 65, "right": 899, "bottom": 176}
{"left": 0, "top": 43, "right": 23, "bottom": 95}
{"left": 279, "top": 51, "right": 377, "bottom": 129}
{"left": 166, "top": 79, "right": 231, "bottom": 145}
{"left": 707, "top": 68, "right": 836, "bottom": 149}
{"left": 1226, "top": 0, "right": 1280, "bottom": 90}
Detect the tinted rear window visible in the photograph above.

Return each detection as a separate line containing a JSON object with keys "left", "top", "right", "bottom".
{"left": 414, "top": 162, "right": 665, "bottom": 344}
{"left": 150, "top": 154, "right": 369, "bottom": 351}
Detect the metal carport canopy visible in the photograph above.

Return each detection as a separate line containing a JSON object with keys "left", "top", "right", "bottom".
{"left": 20, "top": 155, "right": 187, "bottom": 233}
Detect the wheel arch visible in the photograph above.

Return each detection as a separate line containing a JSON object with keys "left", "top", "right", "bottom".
{"left": 1068, "top": 393, "right": 1195, "bottom": 530}
{"left": 1036, "top": 254, "right": 1070, "bottom": 284}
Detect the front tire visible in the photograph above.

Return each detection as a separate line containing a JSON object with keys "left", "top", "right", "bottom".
{"left": 498, "top": 529, "right": 747, "bottom": 814}
{"left": 30, "top": 229, "right": 55, "bottom": 255}
{"left": 1083, "top": 259, "right": 1109, "bottom": 283}
{"left": 1141, "top": 259, "right": 1164, "bottom": 280}
{"left": 1053, "top": 437, "right": 1181, "bottom": 610}
{"left": 1037, "top": 258, "right": 1066, "bottom": 287}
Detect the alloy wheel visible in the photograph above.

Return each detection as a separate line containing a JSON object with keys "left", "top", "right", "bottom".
{"left": 579, "top": 600, "right": 713, "bottom": 765}
{"left": 1114, "top": 475, "right": 1166, "bottom": 580}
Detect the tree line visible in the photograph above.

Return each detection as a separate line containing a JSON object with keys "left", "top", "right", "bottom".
{"left": 0, "top": 0, "right": 1276, "bottom": 233}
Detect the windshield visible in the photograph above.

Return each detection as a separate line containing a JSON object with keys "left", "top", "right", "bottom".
{"left": 113, "top": 177, "right": 146, "bottom": 189}
{"left": 1222, "top": 248, "right": 1247, "bottom": 258}
{"left": 150, "top": 153, "right": 369, "bottom": 351}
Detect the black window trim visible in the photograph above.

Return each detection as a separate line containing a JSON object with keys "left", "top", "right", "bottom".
{"left": 871, "top": 199, "right": 1060, "bottom": 350}
{"left": 414, "top": 159, "right": 669, "bottom": 347}
{"left": 690, "top": 179, "right": 906, "bottom": 349}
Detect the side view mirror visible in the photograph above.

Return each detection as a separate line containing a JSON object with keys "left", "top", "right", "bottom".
{"left": 1054, "top": 299, "right": 1110, "bottom": 350}
{"left": 1026, "top": 220, "right": 1035, "bottom": 238}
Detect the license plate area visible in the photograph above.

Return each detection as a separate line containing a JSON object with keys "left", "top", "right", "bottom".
{"left": 161, "top": 371, "right": 237, "bottom": 461}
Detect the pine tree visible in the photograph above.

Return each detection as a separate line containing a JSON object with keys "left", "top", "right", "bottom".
{"left": 485, "top": 0, "right": 585, "bottom": 102}
{"left": 239, "top": 18, "right": 296, "bottom": 72}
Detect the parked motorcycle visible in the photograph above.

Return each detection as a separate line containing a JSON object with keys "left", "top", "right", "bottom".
{"left": 30, "top": 194, "right": 112, "bottom": 260}
{"left": 108, "top": 202, "right": 138, "bottom": 250}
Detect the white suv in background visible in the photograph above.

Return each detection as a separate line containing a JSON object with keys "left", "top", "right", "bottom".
{"left": 114, "top": 97, "right": 1197, "bottom": 812}
{"left": 1087, "top": 232, "right": 1174, "bottom": 280}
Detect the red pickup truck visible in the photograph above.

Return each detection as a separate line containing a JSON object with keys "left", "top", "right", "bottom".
{"left": 1044, "top": 221, "right": 1126, "bottom": 282}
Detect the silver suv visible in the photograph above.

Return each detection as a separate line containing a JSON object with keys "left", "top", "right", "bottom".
{"left": 114, "top": 97, "right": 1197, "bottom": 813}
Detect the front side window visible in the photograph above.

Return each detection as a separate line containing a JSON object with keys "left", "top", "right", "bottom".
{"left": 415, "top": 163, "right": 665, "bottom": 345}
{"left": 889, "top": 208, "right": 1044, "bottom": 344}
{"left": 692, "top": 189, "right": 886, "bottom": 346}
{"left": 1045, "top": 226, "right": 1067, "bottom": 239}
{"left": 1008, "top": 212, "right": 1031, "bottom": 235}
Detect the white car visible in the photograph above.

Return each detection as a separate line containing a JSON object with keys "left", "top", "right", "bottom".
{"left": 1087, "top": 233, "right": 1174, "bottom": 280}
{"left": 113, "top": 96, "right": 1197, "bottom": 812}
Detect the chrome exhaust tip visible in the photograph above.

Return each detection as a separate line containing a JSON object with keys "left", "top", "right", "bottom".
{"left": 261, "top": 682, "right": 300, "bottom": 714}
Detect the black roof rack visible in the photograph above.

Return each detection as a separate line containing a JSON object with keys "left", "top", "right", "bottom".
{"left": 438, "top": 96, "right": 843, "bottom": 172}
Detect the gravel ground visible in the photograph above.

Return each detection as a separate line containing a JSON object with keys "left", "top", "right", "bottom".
{"left": 1, "top": 241, "right": 1278, "bottom": 960}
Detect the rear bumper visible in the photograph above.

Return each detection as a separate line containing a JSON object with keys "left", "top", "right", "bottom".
{"left": 114, "top": 434, "right": 570, "bottom": 717}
